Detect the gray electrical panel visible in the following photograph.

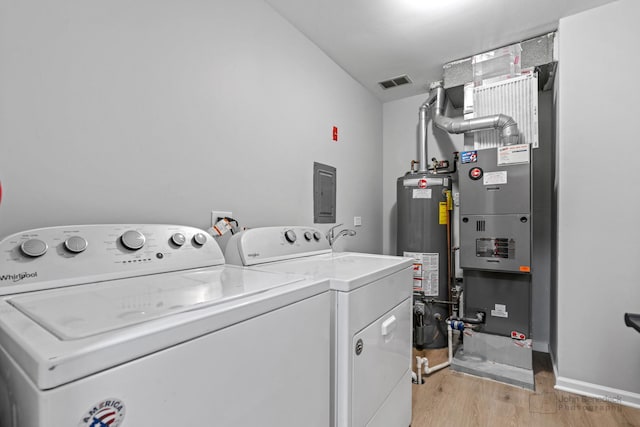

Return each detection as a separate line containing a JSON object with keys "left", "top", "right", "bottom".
{"left": 313, "top": 162, "right": 336, "bottom": 224}
{"left": 459, "top": 146, "right": 532, "bottom": 273}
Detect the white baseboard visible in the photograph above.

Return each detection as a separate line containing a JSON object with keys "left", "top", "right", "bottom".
{"left": 554, "top": 376, "right": 640, "bottom": 410}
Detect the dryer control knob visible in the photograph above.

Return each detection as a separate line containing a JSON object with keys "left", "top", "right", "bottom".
{"left": 193, "top": 233, "right": 207, "bottom": 246}
{"left": 121, "top": 230, "right": 145, "bottom": 250}
{"left": 313, "top": 231, "right": 322, "bottom": 241}
{"left": 171, "top": 233, "right": 186, "bottom": 246}
{"left": 21, "top": 239, "right": 48, "bottom": 257}
{"left": 304, "top": 231, "right": 312, "bottom": 241}
{"left": 284, "top": 230, "right": 297, "bottom": 243}
{"left": 64, "top": 236, "right": 88, "bottom": 253}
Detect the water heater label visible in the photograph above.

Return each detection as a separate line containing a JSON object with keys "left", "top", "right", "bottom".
{"left": 439, "top": 202, "right": 448, "bottom": 225}
{"left": 404, "top": 252, "right": 438, "bottom": 296}
{"left": 412, "top": 189, "right": 432, "bottom": 199}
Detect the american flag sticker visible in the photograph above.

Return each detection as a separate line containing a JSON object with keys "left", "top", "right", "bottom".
{"left": 78, "top": 399, "right": 126, "bottom": 427}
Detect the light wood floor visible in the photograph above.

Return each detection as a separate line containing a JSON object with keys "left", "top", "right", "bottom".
{"left": 410, "top": 348, "right": 640, "bottom": 427}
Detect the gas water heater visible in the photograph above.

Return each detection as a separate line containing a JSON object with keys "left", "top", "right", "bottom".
{"left": 397, "top": 172, "right": 452, "bottom": 349}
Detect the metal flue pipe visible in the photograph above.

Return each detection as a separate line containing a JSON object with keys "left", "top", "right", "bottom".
{"left": 417, "top": 90, "right": 439, "bottom": 173}
{"left": 430, "top": 83, "right": 520, "bottom": 144}
{"left": 418, "top": 83, "right": 520, "bottom": 155}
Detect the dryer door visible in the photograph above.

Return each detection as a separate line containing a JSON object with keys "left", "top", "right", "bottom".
{"left": 351, "top": 298, "right": 411, "bottom": 426}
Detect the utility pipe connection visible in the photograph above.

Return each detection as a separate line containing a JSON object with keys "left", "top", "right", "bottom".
{"left": 415, "top": 323, "right": 454, "bottom": 384}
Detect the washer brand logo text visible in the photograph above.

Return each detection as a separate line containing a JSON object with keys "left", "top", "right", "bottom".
{"left": 247, "top": 252, "right": 261, "bottom": 258}
{"left": 78, "top": 398, "right": 126, "bottom": 427}
{"left": 0, "top": 272, "right": 37, "bottom": 283}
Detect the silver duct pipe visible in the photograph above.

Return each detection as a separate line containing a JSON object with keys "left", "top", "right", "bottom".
{"left": 429, "top": 84, "right": 519, "bottom": 144}
{"left": 416, "top": 84, "right": 520, "bottom": 166}
{"left": 417, "top": 90, "right": 438, "bottom": 174}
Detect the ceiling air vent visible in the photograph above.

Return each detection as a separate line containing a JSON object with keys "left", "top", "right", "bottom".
{"left": 378, "top": 75, "right": 412, "bottom": 90}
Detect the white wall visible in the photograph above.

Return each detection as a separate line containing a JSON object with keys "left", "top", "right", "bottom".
{"left": 556, "top": 0, "right": 640, "bottom": 406}
{"left": 0, "top": 0, "right": 382, "bottom": 253}
{"left": 382, "top": 94, "right": 463, "bottom": 256}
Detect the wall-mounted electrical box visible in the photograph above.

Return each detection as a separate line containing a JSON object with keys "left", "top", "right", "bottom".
{"left": 313, "top": 162, "right": 336, "bottom": 224}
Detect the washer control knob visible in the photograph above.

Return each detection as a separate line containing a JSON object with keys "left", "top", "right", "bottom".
{"left": 64, "top": 236, "right": 88, "bottom": 253}
{"left": 171, "top": 233, "right": 186, "bottom": 246}
{"left": 20, "top": 239, "right": 48, "bottom": 257}
{"left": 313, "top": 231, "right": 322, "bottom": 241}
{"left": 284, "top": 230, "right": 297, "bottom": 243}
{"left": 304, "top": 231, "right": 312, "bottom": 241}
{"left": 193, "top": 233, "right": 207, "bottom": 246}
{"left": 121, "top": 230, "right": 145, "bottom": 250}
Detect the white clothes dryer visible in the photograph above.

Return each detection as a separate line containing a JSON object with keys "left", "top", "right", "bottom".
{"left": 224, "top": 226, "right": 413, "bottom": 427}
{"left": 0, "top": 224, "right": 331, "bottom": 427}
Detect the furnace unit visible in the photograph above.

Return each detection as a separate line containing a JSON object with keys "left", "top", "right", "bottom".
{"left": 458, "top": 144, "right": 532, "bottom": 337}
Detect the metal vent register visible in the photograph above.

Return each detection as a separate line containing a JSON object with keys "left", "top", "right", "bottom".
{"left": 378, "top": 74, "right": 412, "bottom": 89}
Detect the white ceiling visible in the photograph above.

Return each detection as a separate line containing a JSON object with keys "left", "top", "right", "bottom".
{"left": 264, "top": 0, "right": 619, "bottom": 102}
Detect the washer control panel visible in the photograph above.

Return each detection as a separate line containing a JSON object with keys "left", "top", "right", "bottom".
{"left": 225, "top": 226, "right": 331, "bottom": 266}
{"left": 0, "top": 224, "right": 224, "bottom": 295}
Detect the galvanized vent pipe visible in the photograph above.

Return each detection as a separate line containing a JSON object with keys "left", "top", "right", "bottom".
{"left": 431, "top": 84, "right": 519, "bottom": 143}
{"left": 417, "top": 82, "right": 520, "bottom": 173}
{"left": 417, "top": 90, "right": 438, "bottom": 174}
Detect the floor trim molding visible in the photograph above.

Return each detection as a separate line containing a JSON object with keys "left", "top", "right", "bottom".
{"left": 554, "top": 376, "right": 640, "bottom": 410}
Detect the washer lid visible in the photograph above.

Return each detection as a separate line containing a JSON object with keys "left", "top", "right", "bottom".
{"left": 0, "top": 265, "right": 329, "bottom": 390}
{"left": 8, "top": 266, "right": 301, "bottom": 340}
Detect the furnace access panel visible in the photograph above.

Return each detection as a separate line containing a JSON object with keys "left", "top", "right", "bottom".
{"left": 458, "top": 146, "right": 532, "bottom": 273}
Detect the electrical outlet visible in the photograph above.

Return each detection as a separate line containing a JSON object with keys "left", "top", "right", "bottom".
{"left": 211, "top": 210, "right": 233, "bottom": 227}
{"left": 354, "top": 216, "right": 362, "bottom": 227}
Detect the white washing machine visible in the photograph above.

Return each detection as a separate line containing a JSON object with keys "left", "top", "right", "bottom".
{"left": 224, "top": 226, "right": 413, "bottom": 427}
{"left": 0, "top": 224, "right": 331, "bottom": 427}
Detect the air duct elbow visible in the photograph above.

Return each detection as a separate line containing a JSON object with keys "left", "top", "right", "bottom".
{"left": 429, "top": 85, "right": 520, "bottom": 145}
{"left": 414, "top": 82, "right": 520, "bottom": 175}
{"left": 499, "top": 115, "right": 520, "bottom": 145}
